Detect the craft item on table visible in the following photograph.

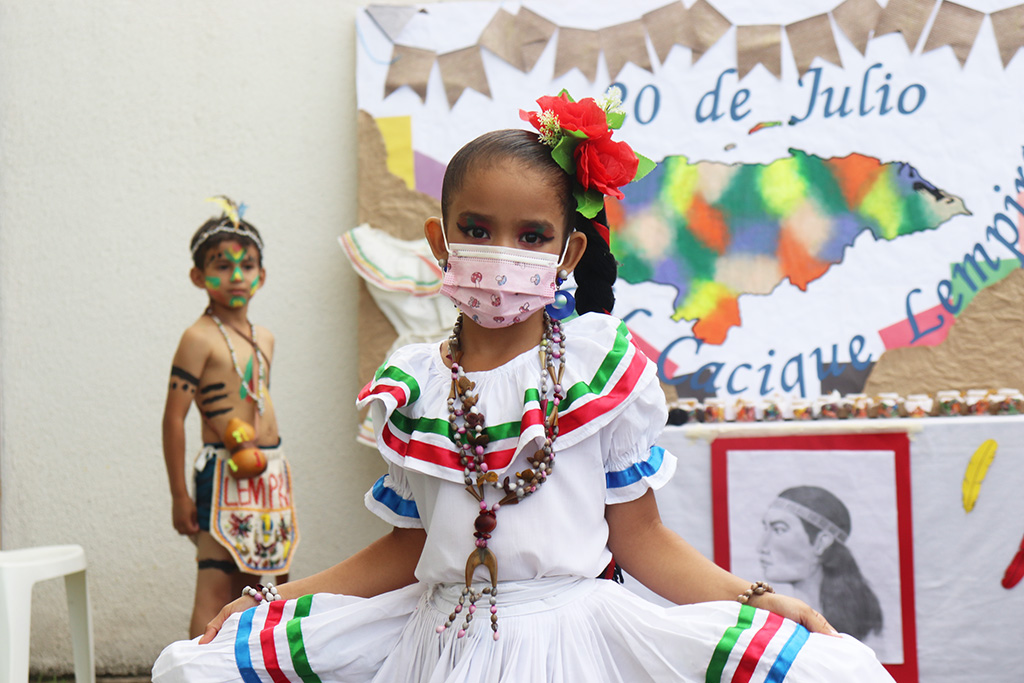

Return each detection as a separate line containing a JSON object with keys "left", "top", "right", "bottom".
{"left": 762, "top": 397, "right": 783, "bottom": 421}
{"left": 814, "top": 391, "right": 848, "bottom": 419}
{"left": 965, "top": 389, "right": 991, "bottom": 415}
{"left": 962, "top": 438, "right": 997, "bottom": 513}
{"left": 1002, "top": 530, "right": 1024, "bottom": 589}
{"left": 994, "top": 388, "right": 1024, "bottom": 415}
{"left": 702, "top": 397, "right": 726, "bottom": 422}
{"left": 791, "top": 398, "right": 813, "bottom": 420}
{"left": 223, "top": 418, "right": 267, "bottom": 479}
{"left": 905, "top": 393, "right": 933, "bottom": 418}
{"left": 734, "top": 398, "right": 758, "bottom": 422}
{"left": 667, "top": 398, "right": 701, "bottom": 425}
{"left": 935, "top": 390, "right": 966, "bottom": 416}
{"left": 847, "top": 393, "right": 870, "bottom": 419}
{"left": 871, "top": 392, "right": 905, "bottom": 418}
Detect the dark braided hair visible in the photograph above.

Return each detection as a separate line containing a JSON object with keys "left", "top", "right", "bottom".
{"left": 441, "top": 129, "right": 618, "bottom": 316}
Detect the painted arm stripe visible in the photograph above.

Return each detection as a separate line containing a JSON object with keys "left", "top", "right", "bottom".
{"left": 233, "top": 607, "right": 263, "bottom": 683}
{"left": 286, "top": 595, "right": 322, "bottom": 683}
{"left": 606, "top": 446, "right": 665, "bottom": 489}
{"left": 764, "top": 625, "right": 809, "bottom": 683}
{"left": 371, "top": 476, "right": 420, "bottom": 519}
{"left": 706, "top": 604, "right": 755, "bottom": 683}
{"left": 733, "top": 611, "right": 785, "bottom": 683}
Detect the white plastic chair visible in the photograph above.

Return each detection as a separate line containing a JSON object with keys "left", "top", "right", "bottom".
{"left": 0, "top": 544, "right": 94, "bottom": 683}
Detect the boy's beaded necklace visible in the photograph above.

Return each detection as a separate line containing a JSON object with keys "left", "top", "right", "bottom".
{"left": 437, "top": 311, "right": 566, "bottom": 641}
{"left": 209, "top": 312, "right": 266, "bottom": 416}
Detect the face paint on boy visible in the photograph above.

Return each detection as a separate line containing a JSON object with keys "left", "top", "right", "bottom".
{"left": 202, "top": 243, "right": 261, "bottom": 309}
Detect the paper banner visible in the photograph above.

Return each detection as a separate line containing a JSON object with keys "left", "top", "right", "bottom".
{"left": 786, "top": 14, "right": 842, "bottom": 77}
{"left": 384, "top": 45, "right": 436, "bottom": 101}
{"left": 518, "top": 8, "right": 557, "bottom": 72}
{"left": 643, "top": 2, "right": 690, "bottom": 64}
{"left": 600, "top": 19, "right": 653, "bottom": 78}
{"left": 366, "top": 5, "right": 419, "bottom": 43}
{"left": 479, "top": 8, "right": 525, "bottom": 70}
{"left": 874, "top": 0, "right": 939, "bottom": 51}
{"left": 922, "top": 1, "right": 984, "bottom": 66}
{"left": 689, "top": 0, "right": 732, "bottom": 63}
{"left": 437, "top": 46, "right": 491, "bottom": 107}
{"left": 555, "top": 27, "right": 602, "bottom": 81}
{"left": 832, "top": 0, "right": 883, "bottom": 54}
{"left": 991, "top": 5, "right": 1024, "bottom": 68}
{"left": 736, "top": 24, "right": 782, "bottom": 79}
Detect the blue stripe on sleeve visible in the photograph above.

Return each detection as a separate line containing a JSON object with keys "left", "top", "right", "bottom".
{"left": 765, "top": 625, "right": 809, "bottom": 682}
{"left": 605, "top": 445, "right": 665, "bottom": 489}
{"left": 372, "top": 475, "right": 420, "bottom": 519}
{"left": 234, "top": 607, "right": 262, "bottom": 683}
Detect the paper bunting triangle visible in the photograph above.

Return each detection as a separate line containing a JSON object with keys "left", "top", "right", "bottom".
{"left": 555, "top": 27, "right": 601, "bottom": 81}
{"left": 736, "top": 24, "right": 782, "bottom": 79}
{"left": 366, "top": 5, "right": 419, "bottom": 43}
{"left": 874, "top": 0, "right": 936, "bottom": 51}
{"left": 518, "top": 8, "right": 557, "bottom": 72}
{"left": 991, "top": 5, "right": 1024, "bottom": 68}
{"left": 479, "top": 8, "right": 525, "bottom": 71}
{"left": 689, "top": 0, "right": 732, "bottom": 63}
{"left": 787, "top": 14, "right": 842, "bottom": 77}
{"left": 384, "top": 45, "right": 437, "bottom": 102}
{"left": 437, "top": 46, "right": 492, "bottom": 107}
{"left": 922, "top": 1, "right": 984, "bottom": 67}
{"left": 601, "top": 20, "right": 653, "bottom": 78}
{"left": 832, "top": 0, "right": 883, "bottom": 55}
{"left": 643, "top": 2, "right": 690, "bottom": 65}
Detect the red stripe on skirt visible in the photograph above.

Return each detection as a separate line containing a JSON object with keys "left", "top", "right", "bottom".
{"left": 260, "top": 600, "right": 291, "bottom": 683}
{"left": 732, "top": 611, "right": 785, "bottom": 683}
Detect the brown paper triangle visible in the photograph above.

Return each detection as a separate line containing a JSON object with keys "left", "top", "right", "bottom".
{"left": 643, "top": 2, "right": 690, "bottom": 64}
{"left": 517, "top": 8, "right": 557, "bottom": 72}
{"left": 555, "top": 27, "right": 602, "bottom": 81}
{"left": 384, "top": 45, "right": 436, "bottom": 102}
{"left": 921, "top": 1, "right": 984, "bottom": 67}
{"left": 832, "top": 0, "right": 882, "bottom": 55}
{"left": 689, "top": 0, "right": 732, "bottom": 63}
{"left": 991, "top": 5, "right": 1024, "bottom": 68}
{"left": 601, "top": 20, "right": 653, "bottom": 78}
{"left": 736, "top": 25, "right": 782, "bottom": 79}
{"left": 479, "top": 8, "right": 525, "bottom": 71}
{"left": 786, "top": 14, "right": 842, "bottom": 77}
{"left": 437, "top": 47, "right": 492, "bottom": 108}
{"left": 874, "top": 0, "right": 938, "bottom": 51}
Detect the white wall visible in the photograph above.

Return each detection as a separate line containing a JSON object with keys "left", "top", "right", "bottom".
{"left": 0, "top": 1, "right": 433, "bottom": 674}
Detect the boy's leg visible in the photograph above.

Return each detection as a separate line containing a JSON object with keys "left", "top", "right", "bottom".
{"left": 191, "top": 531, "right": 240, "bottom": 639}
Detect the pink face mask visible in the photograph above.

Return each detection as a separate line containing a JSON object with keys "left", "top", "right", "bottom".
{"left": 440, "top": 241, "right": 563, "bottom": 329}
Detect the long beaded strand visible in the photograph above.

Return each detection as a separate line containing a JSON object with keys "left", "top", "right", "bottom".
{"left": 209, "top": 313, "right": 266, "bottom": 416}
{"left": 437, "top": 311, "right": 566, "bottom": 641}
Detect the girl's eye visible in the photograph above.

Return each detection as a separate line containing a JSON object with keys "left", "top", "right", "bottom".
{"left": 520, "top": 231, "right": 553, "bottom": 246}
{"left": 457, "top": 223, "right": 489, "bottom": 240}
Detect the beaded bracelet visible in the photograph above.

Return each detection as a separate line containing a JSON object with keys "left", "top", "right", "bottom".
{"left": 736, "top": 581, "right": 774, "bottom": 605}
{"left": 241, "top": 583, "right": 283, "bottom": 604}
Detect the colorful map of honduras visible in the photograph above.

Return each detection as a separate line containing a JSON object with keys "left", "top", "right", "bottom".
{"left": 608, "top": 150, "right": 969, "bottom": 344}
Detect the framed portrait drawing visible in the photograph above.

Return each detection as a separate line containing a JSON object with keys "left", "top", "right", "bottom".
{"left": 711, "top": 432, "right": 916, "bottom": 683}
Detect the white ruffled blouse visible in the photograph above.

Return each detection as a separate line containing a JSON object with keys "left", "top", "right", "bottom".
{"left": 357, "top": 313, "right": 677, "bottom": 585}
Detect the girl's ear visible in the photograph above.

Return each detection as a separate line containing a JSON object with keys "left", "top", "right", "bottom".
{"left": 424, "top": 216, "right": 448, "bottom": 262}
{"left": 189, "top": 267, "right": 205, "bottom": 289}
{"left": 559, "top": 229, "right": 588, "bottom": 274}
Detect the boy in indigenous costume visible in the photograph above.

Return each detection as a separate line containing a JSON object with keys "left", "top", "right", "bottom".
{"left": 161, "top": 197, "right": 298, "bottom": 638}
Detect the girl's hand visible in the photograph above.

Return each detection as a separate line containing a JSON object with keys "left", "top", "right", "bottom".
{"left": 754, "top": 592, "right": 840, "bottom": 637}
{"left": 199, "top": 596, "right": 255, "bottom": 644}
{"left": 171, "top": 495, "right": 199, "bottom": 536}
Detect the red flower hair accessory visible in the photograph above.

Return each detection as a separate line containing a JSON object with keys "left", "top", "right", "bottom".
{"left": 519, "top": 88, "right": 655, "bottom": 220}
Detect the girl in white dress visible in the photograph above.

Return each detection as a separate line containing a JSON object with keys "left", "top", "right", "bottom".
{"left": 153, "top": 92, "right": 894, "bottom": 682}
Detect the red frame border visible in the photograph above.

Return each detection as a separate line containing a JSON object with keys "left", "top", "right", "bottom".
{"left": 711, "top": 432, "right": 917, "bottom": 683}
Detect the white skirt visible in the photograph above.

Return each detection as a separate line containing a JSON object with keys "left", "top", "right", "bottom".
{"left": 152, "top": 577, "right": 893, "bottom": 683}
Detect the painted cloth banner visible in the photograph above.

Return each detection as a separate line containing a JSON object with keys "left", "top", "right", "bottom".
{"left": 355, "top": 0, "right": 1024, "bottom": 401}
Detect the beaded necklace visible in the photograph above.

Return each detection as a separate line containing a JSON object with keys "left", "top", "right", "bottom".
{"left": 437, "top": 311, "right": 566, "bottom": 641}
{"left": 209, "top": 312, "right": 266, "bottom": 416}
